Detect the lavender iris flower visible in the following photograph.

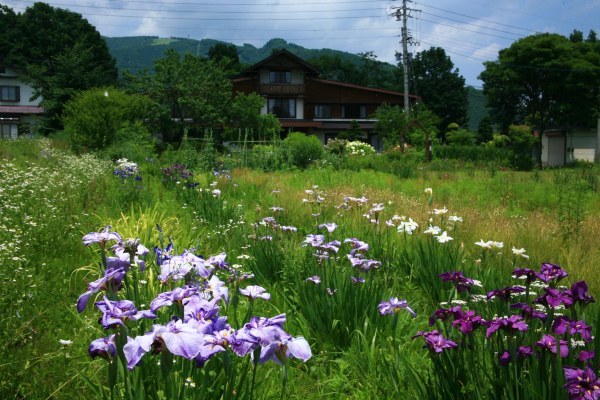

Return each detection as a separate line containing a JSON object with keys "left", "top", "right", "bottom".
{"left": 305, "top": 276, "right": 321, "bottom": 284}
{"left": 82, "top": 226, "right": 122, "bottom": 247}
{"left": 563, "top": 366, "right": 600, "bottom": 400}
{"left": 318, "top": 223, "right": 338, "bottom": 233}
{"left": 378, "top": 297, "right": 416, "bottom": 317}
{"left": 239, "top": 285, "right": 271, "bottom": 301}
{"left": 258, "top": 336, "right": 312, "bottom": 364}
{"left": 150, "top": 286, "right": 199, "bottom": 313}
{"left": 158, "top": 251, "right": 213, "bottom": 283}
{"left": 95, "top": 297, "right": 156, "bottom": 329}
{"left": 154, "top": 241, "right": 174, "bottom": 265}
{"left": 123, "top": 320, "right": 205, "bottom": 369}
{"left": 89, "top": 335, "right": 117, "bottom": 360}
{"left": 343, "top": 238, "right": 369, "bottom": 255}
{"left": 204, "top": 275, "right": 229, "bottom": 302}
{"left": 206, "top": 252, "right": 229, "bottom": 270}
{"left": 77, "top": 267, "right": 127, "bottom": 313}
{"left": 231, "top": 314, "right": 287, "bottom": 357}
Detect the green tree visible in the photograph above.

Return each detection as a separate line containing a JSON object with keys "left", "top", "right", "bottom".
{"left": 409, "top": 47, "right": 468, "bottom": 128}
{"left": 208, "top": 42, "right": 240, "bottom": 74}
{"left": 125, "top": 49, "right": 232, "bottom": 144}
{"left": 3, "top": 3, "right": 117, "bottom": 133}
{"left": 374, "top": 103, "right": 439, "bottom": 148}
{"left": 63, "top": 87, "right": 154, "bottom": 152}
{"left": 338, "top": 120, "right": 364, "bottom": 141}
{"left": 308, "top": 53, "right": 361, "bottom": 84}
{"left": 479, "top": 33, "right": 600, "bottom": 165}
{"left": 477, "top": 115, "right": 494, "bottom": 143}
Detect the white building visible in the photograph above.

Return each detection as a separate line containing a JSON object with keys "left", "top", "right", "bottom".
{"left": 0, "top": 64, "right": 44, "bottom": 139}
{"left": 541, "top": 122, "right": 600, "bottom": 166}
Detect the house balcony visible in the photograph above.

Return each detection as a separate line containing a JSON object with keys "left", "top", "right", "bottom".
{"left": 259, "top": 84, "right": 305, "bottom": 96}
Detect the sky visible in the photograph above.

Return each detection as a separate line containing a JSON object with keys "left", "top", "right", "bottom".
{"left": 3, "top": 0, "right": 600, "bottom": 87}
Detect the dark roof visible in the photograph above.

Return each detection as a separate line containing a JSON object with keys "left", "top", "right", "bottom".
{"left": 242, "top": 49, "right": 320, "bottom": 76}
{"left": 310, "top": 78, "right": 420, "bottom": 100}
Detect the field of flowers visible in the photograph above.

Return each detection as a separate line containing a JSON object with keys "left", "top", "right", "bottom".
{"left": 1, "top": 138, "right": 599, "bottom": 399}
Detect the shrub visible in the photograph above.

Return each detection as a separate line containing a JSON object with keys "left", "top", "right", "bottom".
{"left": 63, "top": 87, "right": 155, "bottom": 153}
{"left": 324, "top": 138, "right": 348, "bottom": 155}
{"left": 282, "top": 132, "right": 324, "bottom": 169}
{"left": 446, "top": 128, "right": 476, "bottom": 145}
{"left": 346, "top": 140, "right": 376, "bottom": 156}
{"left": 98, "top": 122, "right": 156, "bottom": 162}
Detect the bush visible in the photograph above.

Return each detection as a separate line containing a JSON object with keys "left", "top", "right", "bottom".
{"left": 98, "top": 122, "right": 156, "bottom": 163}
{"left": 434, "top": 145, "right": 514, "bottom": 167}
{"left": 249, "top": 144, "right": 286, "bottom": 171}
{"left": 324, "top": 138, "right": 348, "bottom": 155}
{"left": 446, "top": 128, "right": 476, "bottom": 145}
{"left": 63, "top": 87, "right": 155, "bottom": 153}
{"left": 345, "top": 140, "right": 376, "bottom": 156}
{"left": 282, "top": 132, "right": 324, "bottom": 169}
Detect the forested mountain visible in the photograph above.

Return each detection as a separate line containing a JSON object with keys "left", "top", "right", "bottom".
{"left": 104, "top": 36, "right": 373, "bottom": 75}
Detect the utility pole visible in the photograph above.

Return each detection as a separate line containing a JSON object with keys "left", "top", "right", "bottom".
{"left": 392, "top": 0, "right": 420, "bottom": 118}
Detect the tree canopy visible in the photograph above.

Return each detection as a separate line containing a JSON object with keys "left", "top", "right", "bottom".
{"left": 409, "top": 47, "right": 468, "bottom": 129}
{"left": 1, "top": 3, "right": 117, "bottom": 132}
{"left": 125, "top": 49, "right": 232, "bottom": 144}
{"left": 479, "top": 33, "right": 600, "bottom": 163}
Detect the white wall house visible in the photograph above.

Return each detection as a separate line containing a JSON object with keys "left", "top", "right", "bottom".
{"left": 541, "top": 122, "right": 600, "bottom": 166}
{"left": 0, "top": 65, "right": 44, "bottom": 139}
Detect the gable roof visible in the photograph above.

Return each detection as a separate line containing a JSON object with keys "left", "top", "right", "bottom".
{"left": 310, "top": 78, "right": 419, "bottom": 101}
{"left": 242, "top": 49, "right": 320, "bottom": 76}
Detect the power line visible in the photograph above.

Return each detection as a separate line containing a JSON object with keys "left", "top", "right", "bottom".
{"left": 421, "top": 11, "right": 526, "bottom": 38}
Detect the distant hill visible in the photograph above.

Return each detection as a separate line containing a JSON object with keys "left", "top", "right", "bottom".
{"left": 104, "top": 36, "right": 368, "bottom": 75}
{"left": 104, "top": 36, "right": 489, "bottom": 130}
{"left": 466, "top": 86, "right": 490, "bottom": 132}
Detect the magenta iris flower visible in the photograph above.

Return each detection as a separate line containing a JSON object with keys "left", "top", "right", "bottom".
{"left": 413, "top": 330, "right": 457, "bottom": 353}
{"left": 438, "top": 271, "right": 475, "bottom": 293}
{"left": 378, "top": 297, "right": 416, "bottom": 317}
{"left": 452, "top": 310, "right": 484, "bottom": 334}
{"left": 487, "top": 286, "right": 526, "bottom": 301}
{"left": 536, "top": 262, "right": 568, "bottom": 283}
{"left": 512, "top": 267, "right": 538, "bottom": 284}
{"left": 485, "top": 315, "right": 528, "bottom": 338}
{"left": 563, "top": 366, "right": 600, "bottom": 399}
{"left": 534, "top": 287, "right": 574, "bottom": 309}
{"left": 552, "top": 317, "right": 592, "bottom": 341}
{"left": 511, "top": 302, "right": 547, "bottom": 321}
{"left": 536, "top": 334, "right": 569, "bottom": 358}
{"left": 566, "top": 281, "right": 595, "bottom": 305}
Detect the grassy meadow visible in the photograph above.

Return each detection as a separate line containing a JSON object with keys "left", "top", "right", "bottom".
{"left": 1, "top": 138, "right": 599, "bottom": 399}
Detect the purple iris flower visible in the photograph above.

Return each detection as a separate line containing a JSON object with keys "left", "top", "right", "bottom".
{"left": 258, "top": 336, "right": 312, "bottom": 364}
{"left": 89, "top": 335, "right": 117, "bottom": 360}
{"left": 536, "top": 262, "right": 568, "bottom": 283}
{"left": 512, "top": 267, "right": 538, "bottom": 284}
{"left": 194, "top": 328, "right": 235, "bottom": 367}
{"left": 154, "top": 241, "right": 174, "bottom": 265}
{"left": 487, "top": 286, "right": 526, "bottom": 301}
{"left": 351, "top": 276, "right": 365, "bottom": 284}
{"left": 303, "top": 234, "right": 326, "bottom": 248}
{"left": 552, "top": 317, "right": 592, "bottom": 341}
{"left": 485, "top": 315, "right": 528, "bottom": 338}
{"left": 566, "top": 281, "right": 595, "bottom": 305}
{"left": 280, "top": 225, "right": 298, "bottom": 232}
{"left": 239, "top": 285, "right": 271, "bottom": 301}
{"left": 123, "top": 319, "right": 205, "bottom": 369}
{"left": 305, "top": 276, "right": 321, "bottom": 284}
{"left": 348, "top": 255, "right": 381, "bottom": 271}
{"left": 535, "top": 334, "right": 569, "bottom": 358}
{"left": 231, "top": 314, "right": 288, "bottom": 357}
{"left": 94, "top": 297, "right": 156, "bottom": 329}
{"left": 534, "top": 287, "right": 574, "bottom": 309}
{"left": 563, "top": 366, "right": 600, "bottom": 400}
{"left": 438, "top": 271, "right": 475, "bottom": 293}
{"left": 183, "top": 296, "right": 220, "bottom": 323}
{"left": 113, "top": 240, "right": 150, "bottom": 271}
{"left": 378, "top": 297, "right": 416, "bottom": 317}
{"left": 204, "top": 275, "right": 229, "bottom": 302}
{"left": 82, "top": 226, "right": 122, "bottom": 247}
{"left": 150, "top": 286, "right": 199, "bottom": 313}
{"left": 578, "top": 350, "right": 595, "bottom": 363}
{"left": 511, "top": 302, "right": 547, "bottom": 321}
{"left": 77, "top": 267, "right": 127, "bottom": 313}
{"left": 413, "top": 330, "right": 457, "bottom": 353}
{"left": 429, "top": 306, "right": 463, "bottom": 326}
{"left": 452, "top": 310, "right": 484, "bottom": 334}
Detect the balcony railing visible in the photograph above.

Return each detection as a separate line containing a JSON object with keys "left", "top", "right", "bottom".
{"left": 259, "top": 84, "right": 305, "bottom": 96}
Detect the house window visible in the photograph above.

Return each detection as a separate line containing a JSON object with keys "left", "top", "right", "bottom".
{"left": 268, "top": 98, "right": 296, "bottom": 118}
{"left": 342, "top": 104, "right": 366, "bottom": 119}
{"left": 0, "top": 86, "right": 20, "bottom": 102}
{"left": 0, "top": 123, "right": 18, "bottom": 139}
{"left": 314, "top": 105, "right": 331, "bottom": 119}
{"left": 269, "top": 71, "right": 291, "bottom": 84}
